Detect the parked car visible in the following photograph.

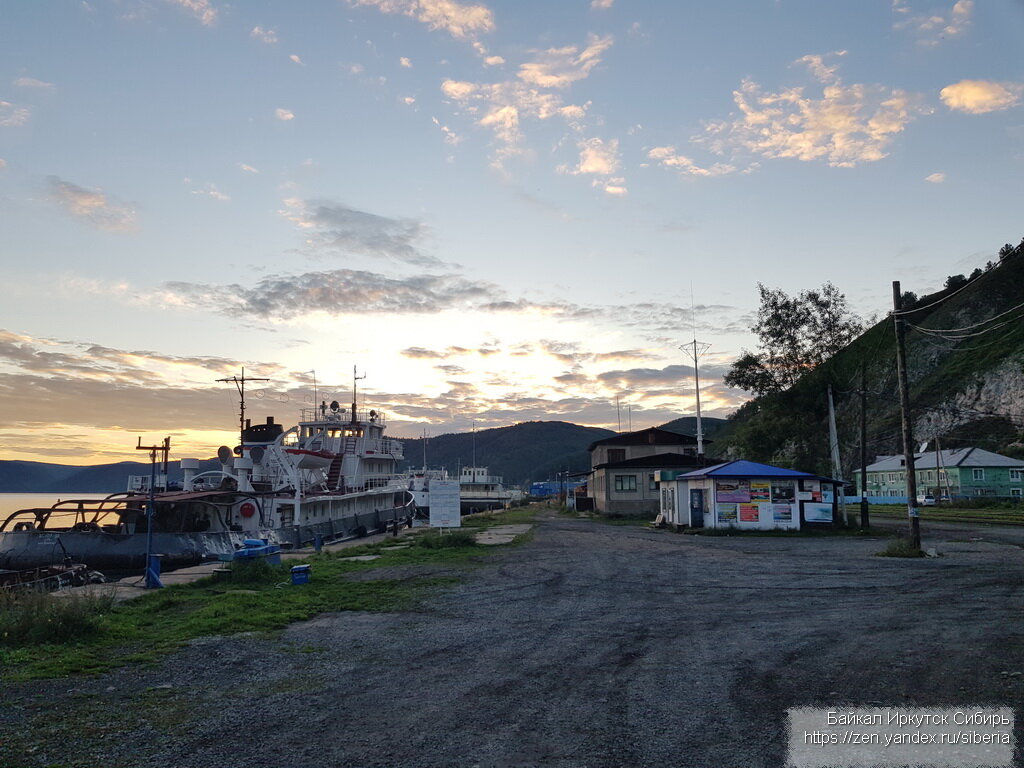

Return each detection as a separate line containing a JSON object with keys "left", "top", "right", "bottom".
{"left": 917, "top": 494, "right": 936, "bottom": 506}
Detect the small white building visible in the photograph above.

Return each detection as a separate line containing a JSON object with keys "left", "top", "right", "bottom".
{"left": 659, "top": 460, "right": 842, "bottom": 531}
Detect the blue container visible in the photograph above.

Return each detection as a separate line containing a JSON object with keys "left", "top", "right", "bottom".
{"left": 290, "top": 564, "right": 311, "bottom": 585}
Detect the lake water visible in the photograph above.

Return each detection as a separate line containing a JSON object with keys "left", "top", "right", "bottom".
{"left": 0, "top": 493, "right": 112, "bottom": 523}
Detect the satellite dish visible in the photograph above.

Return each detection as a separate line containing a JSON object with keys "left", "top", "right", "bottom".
{"left": 250, "top": 446, "right": 265, "bottom": 465}
{"left": 330, "top": 400, "right": 340, "bottom": 412}
{"left": 217, "top": 445, "right": 233, "bottom": 464}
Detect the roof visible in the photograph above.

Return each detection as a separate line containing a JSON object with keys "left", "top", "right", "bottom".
{"left": 860, "top": 447, "right": 1024, "bottom": 473}
{"left": 593, "top": 452, "right": 714, "bottom": 471}
{"left": 676, "top": 459, "right": 842, "bottom": 484}
{"left": 588, "top": 427, "right": 701, "bottom": 452}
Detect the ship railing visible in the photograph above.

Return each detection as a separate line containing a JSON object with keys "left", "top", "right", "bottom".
{"left": 0, "top": 496, "right": 135, "bottom": 532}
{"left": 299, "top": 407, "right": 387, "bottom": 426}
{"left": 342, "top": 473, "right": 402, "bottom": 493}
{"left": 460, "top": 475, "right": 505, "bottom": 485}
{"left": 252, "top": 445, "right": 301, "bottom": 492}
{"left": 357, "top": 438, "right": 403, "bottom": 458}
{"left": 459, "top": 489, "right": 513, "bottom": 498}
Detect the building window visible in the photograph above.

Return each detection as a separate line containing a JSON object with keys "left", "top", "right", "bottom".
{"left": 607, "top": 448, "right": 626, "bottom": 463}
{"left": 972, "top": 468, "right": 985, "bottom": 481}
{"left": 614, "top": 475, "right": 637, "bottom": 492}
{"left": 648, "top": 473, "right": 657, "bottom": 491}
{"left": 1011, "top": 488, "right": 1022, "bottom": 498}
{"left": 1011, "top": 469, "right": 1022, "bottom": 482}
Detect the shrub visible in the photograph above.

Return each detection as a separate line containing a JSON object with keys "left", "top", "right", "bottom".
{"left": 876, "top": 538, "right": 925, "bottom": 558}
{"left": 0, "top": 589, "right": 115, "bottom": 646}
{"left": 416, "top": 529, "right": 477, "bottom": 549}
{"left": 229, "top": 559, "right": 288, "bottom": 583}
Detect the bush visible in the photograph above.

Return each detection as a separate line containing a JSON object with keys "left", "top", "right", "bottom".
{"left": 229, "top": 559, "right": 288, "bottom": 583}
{"left": 0, "top": 589, "right": 115, "bottom": 646}
{"left": 876, "top": 538, "right": 925, "bottom": 558}
{"left": 416, "top": 529, "right": 477, "bottom": 549}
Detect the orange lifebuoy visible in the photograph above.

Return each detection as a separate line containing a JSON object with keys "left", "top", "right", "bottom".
{"left": 239, "top": 502, "right": 256, "bottom": 518}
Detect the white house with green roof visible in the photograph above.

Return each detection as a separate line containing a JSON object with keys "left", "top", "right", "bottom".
{"left": 853, "top": 447, "right": 1024, "bottom": 500}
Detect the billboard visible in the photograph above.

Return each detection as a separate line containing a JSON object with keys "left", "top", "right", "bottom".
{"left": 429, "top": 480, "right": 461, "bottom": 528}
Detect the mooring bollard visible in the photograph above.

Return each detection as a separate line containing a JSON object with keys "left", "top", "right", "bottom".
{"left": 314, "top": 533, "right": 323, "bottom": 553}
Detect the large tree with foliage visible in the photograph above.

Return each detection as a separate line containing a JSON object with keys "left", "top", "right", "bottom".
{"left": 724, "top": 282, "right": 862, "bottom": 396}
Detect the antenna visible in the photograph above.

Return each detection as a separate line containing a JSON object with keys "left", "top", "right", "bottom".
{"left": 472, "top": 420, "right": 477, "bottom": 470}
{"left": 616, "top": 394, "right": 621, "bottom": 433}
{"left": 136, "top": 435, "right": 171, "bottom": 590}
{"left": 680, "top": 339, "right": 711, "bottom": 459}
{"left": 351, "top": 365, "right": 366, "bottom": 422}
{"left": 217, "top": 367, "right": 270, "bottom": 455}
{"left": 422, "top": 427, "right": 429, "bottom": 471}
{"left": 627, "top": 403, "right": 632, "bottom": 432}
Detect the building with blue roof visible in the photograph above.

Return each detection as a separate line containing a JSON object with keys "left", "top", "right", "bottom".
{"left": 658, "top": 460, "right": 843, "bottom": 530}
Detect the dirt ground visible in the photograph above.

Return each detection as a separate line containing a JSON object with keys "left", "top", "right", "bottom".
{"left": 3, "top": 513, "right": 1022, "bottom": 768}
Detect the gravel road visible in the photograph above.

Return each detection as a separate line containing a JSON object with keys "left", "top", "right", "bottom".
{"left": 4, "top": 513, "right": 1023, "bottom": 767}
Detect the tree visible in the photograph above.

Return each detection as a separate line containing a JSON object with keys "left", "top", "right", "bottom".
{"left": 724, "top": 282, "right": 862, "bottom": 396}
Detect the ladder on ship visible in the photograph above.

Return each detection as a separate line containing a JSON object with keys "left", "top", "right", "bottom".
{"left": 326, "top": 456, "right": 343, "bottom": 490}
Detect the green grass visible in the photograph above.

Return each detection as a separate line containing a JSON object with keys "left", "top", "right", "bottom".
{"left": 681, "top": 524, "right": 893, "bottom": 538}
{"left": 866, "top": 504, "right": 1024, "bottom": 526}
{"left": 876, "top": 537, "right": 926, "bottom": 558}
{"left": 0, "top": 506, "right": 542, "bottom": 681}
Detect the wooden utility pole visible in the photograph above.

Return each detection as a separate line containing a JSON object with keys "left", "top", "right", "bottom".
{"left": 892, "top": 281, "right": 921, "bottom": 549}
{"left": 217, "top": 367, "right": 269, "bottom": 454}
{"left": 859, "top": 363, "right": 870, "bottom": 529}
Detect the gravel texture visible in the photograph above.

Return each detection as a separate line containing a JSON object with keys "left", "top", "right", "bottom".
{"left": 3, "top": 513, "right": 1023, "bottom": 767}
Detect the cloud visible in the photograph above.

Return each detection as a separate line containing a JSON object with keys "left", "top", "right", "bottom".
{"left": 0, "top": 101, "right": 30, "bottom": 127}
{"left": 250, "top": 26, "right": 278, "bottom": 43}
{"left": 166, "top": 0, "right": 217, "bottom": 26}
{"left": 940, "top": 79, "right": 1023, "bottom": 114}
{"left": 278, "top": 198, "right": 447, "bottom": 267}
{"left": 275, "top": 107, "right": 295, "bottom": 121}
{"left": 400, "top": 56, "right": 412, "bottom": 68}
{"left": 289, "top": 54, "right": 304, "bottom": 65}
{"left": 925, "top": 172, "right": 945, "bottom": 183}
{"left": 894, "top": 0, "right": 973, "bottom": 45}
{"left": 349, "top": 0, "right": 495, "bottom": 41}
{"left": 13, "top": 77, "right": 54, "bottom": 88}
{"left": 0, "top": 158, "right": 6, "bottom": 170}
{"left": 483, "top": 55, "right": 504, "bottom": 67}
{"left": 48, "top": 176, "right": 137, "bottom": 231}
{"left": 162, "top": 269, "right": 498, "bottom": 320}
{"left": 237, "top": 163, "right": 259, "bottom": 174}
{"left": 703, "top": 54, "right": 928, "bottom": 168}
{"left": 647, "top": 146, "right": 736, "bottom": 177}
{"left": 562, "top": 137, "right": 620, "bottom": 175}
{"left": 190, "top": 182, "right": 230, "bottom": 201}
{"left": 517, "top": 35, "right": 613, "bottom": 89}
{"left": 591, "top": 0, "right": 614, "bottom": 8}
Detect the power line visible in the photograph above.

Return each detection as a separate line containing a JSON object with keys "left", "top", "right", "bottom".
{"left": 908, "top": 298, "right": 1024, "bottom": 335}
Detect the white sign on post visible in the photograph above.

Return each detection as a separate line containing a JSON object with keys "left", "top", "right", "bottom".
{"left": 429, "top": 480, "right": 461, "bottom": 528}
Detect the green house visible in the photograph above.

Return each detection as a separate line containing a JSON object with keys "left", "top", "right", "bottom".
{"left": 853, "top": 447, "right": 1024, "bottom": 500}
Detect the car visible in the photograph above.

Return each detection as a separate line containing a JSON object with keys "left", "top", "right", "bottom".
{"left": 917, "top": 494, "right": 936, "bottom": 506}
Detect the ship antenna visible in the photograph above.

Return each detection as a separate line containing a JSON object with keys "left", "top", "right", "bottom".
{"left": 216, "top": 367, "right": 270, "bottom": 454}
{"left": 351, "top": 365, "right": 366, "bottom": 422}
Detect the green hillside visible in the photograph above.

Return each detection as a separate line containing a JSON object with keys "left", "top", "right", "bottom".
{"left": 715, "top": 243, "right": 1024, "bottom": 478}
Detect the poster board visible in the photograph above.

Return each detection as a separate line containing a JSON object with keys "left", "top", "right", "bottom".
{"left": 429, "top": 480, "right": 461, "bottom": 528}
{"left": 717, "top": 503, "right": 738, "bottom": 524}
{"left": 739, "top": 504, "right": 760, "bottom": 522}
{"left": 803, "top": 502, "right": 833, "bottom": 523}
{"left": 716, "top": 480, "right": 750, "bottom": 503}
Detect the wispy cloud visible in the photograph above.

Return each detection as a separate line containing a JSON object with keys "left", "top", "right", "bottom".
{"left": 289, "top": 54, "right": 304, "bottom": 65}
{"left": 893, "top": 0, "right": 973, "bottom": 46}
{"left": 237, "top": 163, "right": 260, "bottom": 174}
{"left": 47, "top": 176, "right": 137, "bottom": 231}
{"left": 517, "top": 35, "right": 613, "bottom": 89}
{"left": 190, "top": 181, "right": 230, "bottom": 201}
{"left": 940, "top": 79, "right": 1023, "bottom": 114}
{"left": 702, "top": 52, "right": 928, "bottom": 168}
{"left": 647, "top": 146, "right": 736, "bottom": 177}
{"left": 925, "top": 172, "right": 946, "bottom": 183}
{"left": 12, "top": 77, "right": 54, "bottom": 89}
{"left": 275, "top": 107, "right": 295, "bottom": 121}
{"left": 349, "top": 0, "right": 495, "bottom": 41}
{"left": 278, "top": 198, "right": 448, "bottom": 267}
{"left": 166, "top": 0, "right": 217, "bottom": 26}
{"left": 591, "top": 0, "right": 614, "bottom": 8}
{"left": 558, "top": 137, "right": 627, "bottom": 195}
{"left": 0, "top": 101, "right": 30, "bottom": 127}
{"left": 250, "top": 26, "right": 277, "bottom": 43}
{"left": 400, "top": 56, "right": 412, "bottom": 68}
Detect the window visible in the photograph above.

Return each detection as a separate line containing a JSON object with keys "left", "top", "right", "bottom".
{"left": 1011, "top": 488, "right": 1022, "bottom": 498}
{"left": 607, "top": 448, "right": 626, "bottom": 463}
{"left": 1010, "top": 469, "right": 1022, "bottom": 481}
{"left": 614, "top": 474, "right": 637, "bottom": 492}
{"left": 972, "top": 468, "right": 985, "bottom": 481}
{"left": 648, "top": 473, "right": 657, "bottom": 491}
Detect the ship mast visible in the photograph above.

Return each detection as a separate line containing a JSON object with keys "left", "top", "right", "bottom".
{"left": 351, "top": 365, "right": 366, "bottom": 423}
{"left": 216, "top": 367, "right": 269, "bottom": 454}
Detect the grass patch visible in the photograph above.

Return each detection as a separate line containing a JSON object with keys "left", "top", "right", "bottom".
{"left": 459, "top": 505, "right": 541, "bottom": 528}
{"left": 682, "top": 524, "right": 894, "bottom": 538}
{"left": 415, "top": 529, "right": 477, "bottom": 548}
{"left": 876, "top": 537, "right": 926, "bottom": 558}
{"left": 0, "top": 589, "right": 116, "bottom": 646}
{"left": 0, "top": 511, "right": 541, "bottom": 682}
{"left": 867, "top": 505, "right": 1024, "bottom": 527}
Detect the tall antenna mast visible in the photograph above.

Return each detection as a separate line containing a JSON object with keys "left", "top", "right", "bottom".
{"left": 472, "top": 420, "right": 477, "bottom": 469}
{"left": 422, "top": 427, "right": 429, "bottom": 471}
{"left": 217, "top": 367, "right": 269, "bottom": 454}
{"left": 351, "top": 365, "right": 366, "bottom": 422}
{"left": 680, "top": 291, "right": 711, "bottom": 461}
{"left": 616, "top": 395, "right": 621, "bottom": 433}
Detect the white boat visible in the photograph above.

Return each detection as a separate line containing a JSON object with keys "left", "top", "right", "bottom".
{"left": 459, "top": 466, "right": 521, "bottom": 513}
{"left": 406, "top": 468, "right": 450, "bottom": 517}
{"left": 0, "top": 392, "right": 413, "bottom": 572}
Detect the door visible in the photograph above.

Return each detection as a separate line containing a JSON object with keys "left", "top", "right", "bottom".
{"left": 689, "top": 488, "right": 705, "bottom": 528}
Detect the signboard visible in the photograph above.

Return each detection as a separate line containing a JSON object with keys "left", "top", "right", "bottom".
{"left": 750, "top": 481, "right": 771, "bottom": 501}
{"left": 772, "top": 504, "right": 792, "bottom": 522}
{"left": 716, "top": 480, "right": 750, "bottom": 503}
{"left": 803, "top": 502, "right": 833, "bottom": 523}
{"left": 717, "top": 503, "right": 737, "bottom": 523}
{"left": 739, "top": 504, "right": 760, "bottom": 522}
{"left": 772, "top": 481, "right": 795, "bottom": 502}
{"left": 429, "top": 480, "right": 461, "bottom": 528}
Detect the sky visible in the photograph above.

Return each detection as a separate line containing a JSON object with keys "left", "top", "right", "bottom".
{"left": 1, "top": 0, "right": 1023, "bottom": 465}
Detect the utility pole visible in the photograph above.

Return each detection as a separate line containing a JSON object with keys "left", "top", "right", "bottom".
{"left": 892, "top": 280, "right": 921, "bottom": 550}
{"left": 136, "top": 436, "right": 170, "bottom": 589}
{"left": 681, "top": 339, "right": 711, "bottom": 464}
{"left": 217, "top": 367, "right": 269, "bottom": 455}
{"left": 860, "top": 363, "right": 870, "bottom": 529}
{"left": 827, "top": 384, "right": 847, "bottom": 525}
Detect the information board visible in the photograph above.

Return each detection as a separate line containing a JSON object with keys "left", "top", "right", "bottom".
{"left": 429, "top": 480, "right": 461, "bottom": 528}
{"left": 803, "top": 502, "right": 833, "bottom": 523}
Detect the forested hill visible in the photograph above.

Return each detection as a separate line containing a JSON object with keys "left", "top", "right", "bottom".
{"left": 398, "top": 421, "right": 615, "bottom": 485}
{"left": 715, "top": 242, "right": 1024, "bottom": 478}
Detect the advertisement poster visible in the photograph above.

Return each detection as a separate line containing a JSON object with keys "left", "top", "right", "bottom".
{"left": 806, "top": 480, "right": 822, "bottom": 502}
{"left": 750, "top": 481, "right": 771, "bottom": 501}
{"left": 772, "top": 482, "right": 796, "bottom": 502}
{"left": 739, "top": 504, "right": 760, "bottom": 522}
{"left": 803, "top": 502, "right": 833, "bottom": 523}
{"left": 428, "top": 480, "right": 461, "bottom": 528}
{"left": 716, "top": 480, "right": 750, "bottom": 503}
{"left": 773, "top": 504, "right": 792, "bottom": 522}
{"left": 717, "top": 503, "right": 738, "bottom": 523}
